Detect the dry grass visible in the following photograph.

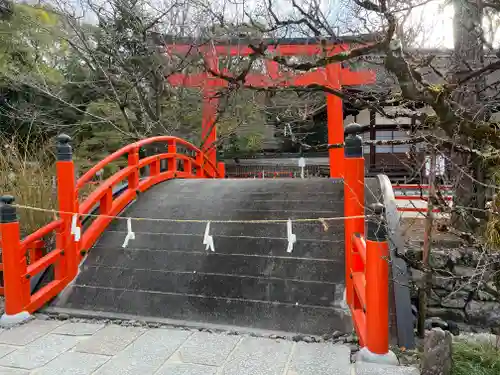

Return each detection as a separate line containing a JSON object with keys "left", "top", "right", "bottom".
{"left": 484, "top": 215, "right": 500, "bottom": 251}
{"left": 0, "top": 137, "right": 56, "bottom": 235}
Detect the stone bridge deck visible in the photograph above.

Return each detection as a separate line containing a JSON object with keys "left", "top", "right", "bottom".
{"left": 0, "top": 319, "right": 419, "bottom": 375}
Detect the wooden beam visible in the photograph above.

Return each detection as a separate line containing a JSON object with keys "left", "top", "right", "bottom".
{"left": 167, "top": 67, "right": 375, "bottom": 88}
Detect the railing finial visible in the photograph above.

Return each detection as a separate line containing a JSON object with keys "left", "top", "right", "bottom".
{"left": 344, "top": 123, "right": 363, "bottom": 158}
{"left": 0, "top": 195, "right": 16, "bottom": 223}
{"left": 57, "top": 134, "right": 72, "bottom": 161}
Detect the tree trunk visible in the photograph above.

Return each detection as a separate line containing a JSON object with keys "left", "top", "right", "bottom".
{"left": 451, "top": 0, "right": 486, "bottom": 231}
{"left": 418, "top": 148, "right": 436, "bottom": 338}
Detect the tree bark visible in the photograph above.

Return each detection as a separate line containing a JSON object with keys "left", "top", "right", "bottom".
{"left": 418, "top": 147, "right": 436, "bottom": 338}
{"left": 451, "top": 0, "right": 487, "bottom": 231}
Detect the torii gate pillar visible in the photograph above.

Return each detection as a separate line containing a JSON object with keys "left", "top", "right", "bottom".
{"left": 200, "top": 51, "right": 219, "bottom": 170}
{"left": 326, "top": 63, "right": 344, "bottom": 178}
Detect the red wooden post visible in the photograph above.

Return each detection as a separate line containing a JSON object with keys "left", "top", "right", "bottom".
{"left": 100, "top": 188, "right": 113, "bottom": 215}
{"left": 196, "top": 151, "right": 205, "bottom": 178}
{"left": 202, "top": 50, "right": 219, "bottom": 168}
{"left": 185, "top": 159, "right": 193, "bottom": 176}
{"left": 0, "top": 196, "right": 30, "bottom": 321}
{"left": 217, "top": 162, "right": 225, "bottom": 178}
{"left": 362, "top": 203, "right": 394, "bottom": 361}
{"left": 168, "top": 140, "right": 177, "bottom": 173}
{"left": 128, "top": 147, "right": 140, "bottom": 192}
{"left": 344, "top": 123, "right": 365, "bottom": 308}
{"left": 56, "top": 134, "right": 78, "bottom": 281}
{"left": 327, "top": 63, "right": 344, "bottom": 178}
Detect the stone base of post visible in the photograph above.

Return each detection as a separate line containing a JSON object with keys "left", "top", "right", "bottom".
{"left": 355, "top": 347, "right": 399, "bottom": 366}
{"left": 0, "top": 311, "right": 31, "bottom": 328}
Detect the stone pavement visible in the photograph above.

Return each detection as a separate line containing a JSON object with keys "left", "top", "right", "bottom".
{"left": 0, "top": 319, "right": 419, "bottom": 375}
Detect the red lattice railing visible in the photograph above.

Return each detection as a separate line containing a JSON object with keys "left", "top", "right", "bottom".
{"left": 0, "top": 135, "right": 223, "bottom": 316}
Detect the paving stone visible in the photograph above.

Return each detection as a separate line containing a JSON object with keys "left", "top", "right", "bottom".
{"left": 287, "top": 343, "right": 351, "bottom": 375}
{"left": 0, "top": 367, "right": 30, "bottom": 374}
{"left": 178, "top": 332, "right": 241, "bottom": 366}
{"left": 0, "top": 320, "right": 62, "bottom": 346}
{"left": 0, "top": 333, "right": 82, "bottom": 370}
{"left": 355, "top": 363, "right": 420, "bottom": 375}
{"left": 74, "top": 325, "right": 145, "bottom": 355}
{"left": 53, "top": 322, "right": 105, "bottom": 336}
{"left": 155, "top": 363, "right": 218, "bottom": 375}
{"left": 93, "top": 328, "right": 192, "bottom": 375}
{"left": 0, "top": 346, "right": 16, "bottom": 360}
{"left": 33, "top": 351, "right": 110, "bottom": 375}
{"left": 220, "top": 337, "right": 293, "bottom": 375}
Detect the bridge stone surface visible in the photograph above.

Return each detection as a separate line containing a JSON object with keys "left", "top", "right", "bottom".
{"left": 0, "top": 319, "right": 419, "bottom": 375}
{"left": 54, "top": 179, "right": 353, "bottom": 335}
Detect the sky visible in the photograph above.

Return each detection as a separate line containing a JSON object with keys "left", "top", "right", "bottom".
{"left": 39, "top": 0, "right": 457, "bottom": 48}
{"left": 409, "top": 1, "right": 454, "bottom": 48}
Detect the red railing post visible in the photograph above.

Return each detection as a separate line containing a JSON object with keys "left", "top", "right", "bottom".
{"left": 128, "top": 147, "right": 139, "bottom": 191}
{"left": 100, "top": 188, "right": 113, "bottom": 215}
{"left": 357, "top": 202, "right": 397, "bottom": 364}
{"left": 344, "top": 123, "right": 365, "bottom": 308}
{"left": 365, "top": 203, "right": 389, "bottom": 354}
{"left": 196, "top": 151, "right": 205, "bottom": 178}
{"left": 217, "top": 162, "right": 225, "bottom": 178}
{"left": 168, "top": 140, "right": 177, "bottom": 173}
{"left": 0, "top": 196, "right": 31, "bottom": 324}
{"left": 56, "top": 134, "right": 78, "bottom": 280}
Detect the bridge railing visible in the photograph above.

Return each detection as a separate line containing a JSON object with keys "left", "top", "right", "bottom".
{"left": 344, "top": 124, "right": 391, "bottom": 358}
{"left": 0, "top": 134, "right": 222, "bottom": 320}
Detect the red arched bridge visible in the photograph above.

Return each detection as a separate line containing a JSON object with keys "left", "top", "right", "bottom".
{"left": 0, "top": 124, "right": 415, "bottom": 361}
{"left": 0, "top": 38, "right": 415, "bottom": 363}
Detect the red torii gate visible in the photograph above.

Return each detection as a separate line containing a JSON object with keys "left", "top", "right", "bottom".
{"left": 165, "top": 38, "right": 375, "bottom": 178}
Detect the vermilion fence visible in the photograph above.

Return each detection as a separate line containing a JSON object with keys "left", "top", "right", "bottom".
{"left": 393, "top": 184, "right": 454, "bottom": 214}
{"left": 0, "top": 134, "right": 223, "bottom": 317}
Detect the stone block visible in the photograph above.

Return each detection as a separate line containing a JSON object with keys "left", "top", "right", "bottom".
{"left": 440, "top": 292, "right": 469, "bottom": 309}
{"left": 93, "top": 328, "right": 191, "bottom": 375}
{"left": 155, "top": 363, "right": 217, "bottom": 375}
{"left": 421, "top": 328, "right": 452, "bottom": 375}
{"left": 454, "top": 266, "right": 477, "bottom": 278}
{"left": 0, "top": 320, "right": 62, "bottom": 346}
{"left": 0, "top": 367, "right": 30, "bottom": 374}
{"left": 476, "top": 290, "right": 497, "bottom": 301}
{"left": 286, "top": 342, "right": 351, "bottom": 375}
{"left": 33, "top": 351, "right": 110, "bottom": 375}
{"left": 355, "top": 363, "right": 420, "bottom": 375}
{"left": 53, "top": 322, "right": 105, "bottom": 336}
{"left": 0, "top": 345, "right": 16, "bottom": 360}
{"left": 465, "top": 301, "right": 500, "bottom": 327}
{"left": 427, "top": 307, "right": 466, "bottom": 322}
{"left": 0, "top": 333, "right": 81, "bottom": 370}
{"left": 178, "top": 332, "right": 240, "bottom": 366}
{"left": 74, "top": 325, "right": 145, "bottom": 355}
{"left": 432, "top": 276, "right": 455, "bottom": 291}
{"left": 429, "top": 251, "right": 449, "bottom": 269}
{"left": 220, "top": 337, "right": 293, "bottom": 375}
